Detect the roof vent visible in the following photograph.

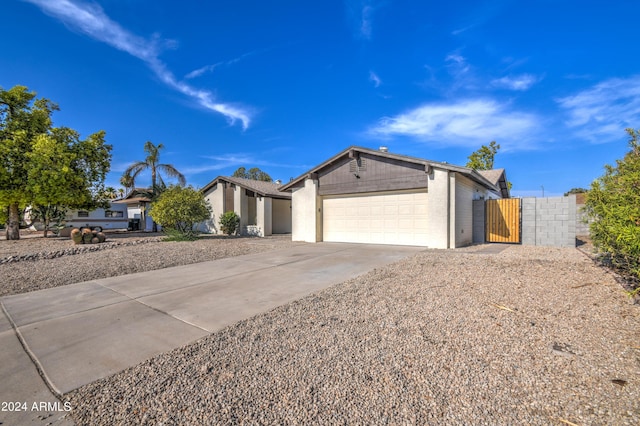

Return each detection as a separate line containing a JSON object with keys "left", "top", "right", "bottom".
{"left": 379, "top": 146, "right": 388, "bottom": 152}
{"left": 275, "top": 179, "right": 282, "bottom": 185}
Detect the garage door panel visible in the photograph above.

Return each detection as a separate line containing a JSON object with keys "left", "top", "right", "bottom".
{"left": 323, "top": 191, "right": 428, "bottom": 246}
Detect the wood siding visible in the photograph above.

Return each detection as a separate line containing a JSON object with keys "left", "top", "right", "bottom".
{"left": 486, "top": 198, "right": 521, "bottom": 243}
{"left": 318, "top": 153, "right": 429, "bottom": 196}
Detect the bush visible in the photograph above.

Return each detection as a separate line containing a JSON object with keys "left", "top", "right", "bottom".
{"left": 149, "top": 185, "right": 211, "bottom": 239}
{"left": 219, "top": 211, "right": 240, "bottom": 235}
{"left": 163, "top": 228, "right": 199, "bottom": 241}
{"left": 585, "top": 128, "right": 640, "bottom": 294}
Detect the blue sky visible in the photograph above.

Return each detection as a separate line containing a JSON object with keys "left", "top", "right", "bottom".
{"left": 3, "top": 0, "right": 640, "bottom": 197}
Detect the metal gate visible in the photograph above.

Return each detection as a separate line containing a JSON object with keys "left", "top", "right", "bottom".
{"left": 486, "top": 199, "right": 521, "bottom": 243}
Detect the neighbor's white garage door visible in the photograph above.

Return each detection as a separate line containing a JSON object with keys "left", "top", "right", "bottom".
{"left": 323, "top": 190, "right": 428, "bottom": 246}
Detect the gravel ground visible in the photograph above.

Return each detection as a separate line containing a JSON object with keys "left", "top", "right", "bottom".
{"left": 0, "top": 232, "right": 299, "bottom": 297}
{"left": 48, "top": 244, "right": 639, "bottom": 425}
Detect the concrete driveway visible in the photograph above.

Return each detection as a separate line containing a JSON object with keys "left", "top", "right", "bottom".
{"left": 1, "top": 242, "right": 423, "bottom": 425}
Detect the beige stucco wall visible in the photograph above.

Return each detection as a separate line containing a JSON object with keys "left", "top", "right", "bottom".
{"left": 272, "top": 198, "right": 292, "bottom": 234}
{"left": 292, "top": 178, "right": 321, "bottom": 242}
{"left": 257, "top": 196, "right": 272, "bottom": 236}
{"left": 291, "top": 168, "right": 500, "bottom": 248}
{"left": 454, "top": 174, "right": 476, "bottom": 247}
{"left": 198, "top": 184, "right": 225, "bottom": 233}
{"left": 424, "top": 168, "right": 451, "bottom": 249}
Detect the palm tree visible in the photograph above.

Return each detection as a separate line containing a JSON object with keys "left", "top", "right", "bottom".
{"left": 120, "top": 174, "right": 134, "bottom": 197}
{"left": 103, "top": 186, "right": 118, "bottom": 200}
{"left": 123, "top": 141, "right": 186, "bottom": 231}
{"left": 123, "top": 141, "right": 186, "bottom": 191}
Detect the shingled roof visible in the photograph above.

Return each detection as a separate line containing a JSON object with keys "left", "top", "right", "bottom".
{"left": 201, "top": 176, "right": 291, "bottom": 199}
{"left": 476, "top": 169, "right": 510, "bottom": 198}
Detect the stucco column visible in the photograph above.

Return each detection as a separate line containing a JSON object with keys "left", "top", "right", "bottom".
{"left": 233, "top": 186, "right": 248, "bottom": 234}
{"left": 292, "top": 178, "right": 320, "bottom": 242}
{"left": 257, "top": 196, "right": 272, "bottom": 237}
{"left": 448, "top": 172, "right": 456, "bottom": 249}
{"left": 425, "top": 168, "right": 450, "bottom": 249}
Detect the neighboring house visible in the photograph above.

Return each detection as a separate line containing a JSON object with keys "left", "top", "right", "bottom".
{"left": 279, "top": 146, "right": 508, "bottom": 248}
{"left": 112, "top": 188, "right": 155, "bottom": 231}
{"left": 26, "top": 202, "right": 129, "bottom": 235}
{"left": 61, "top": 202, "right": 129, "bottom": 232}
{"left": 198, "top": 176, "right": 292, "bottom": 237}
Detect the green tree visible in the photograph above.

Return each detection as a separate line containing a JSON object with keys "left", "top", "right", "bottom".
{"left": 0, "top": 85, "right": 112, "bottom": 239}
{"left": 1, "top": 86, "right": 55, "bottom": 239}
{"left": 123, "top": 141, "right": 186, "bottom": 231}
{"left": 466, "top": 141, "right": 500, "bottom": 170}
{"left": 219, "top": 211, "right": 240, "bottom": 235}
{"left": 119, "top": 173, "right": 134, "bottom": 196}
{"left": 564, "top": 187, "right": 588, "bottom": 196}
{"left": 27, "top": 204, "right": 67, "bottom": 237}
{"left": 123, "top": 141, "right": 186, "bottom": 191}
{"left": 149, "top": 185, "right": 211, "bottom": 240}
{"left": 585, "top": 128, "right": 640, "bottom": 290}
{"left": 232, "top": 166, "right": 273, "bottom": 182}
{"left": 103, "top": 186, "right": 118, "bottom": 200}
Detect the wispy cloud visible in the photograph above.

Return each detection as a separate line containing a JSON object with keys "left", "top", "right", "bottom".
{"left": 185, "top": 48, "right": 273, "bottom": 80}
{"left": 492, "top": 74, "right": 539, "bottom": 91}
{"left": 557, "top": 75, "right": 640, "bottom": 143}
{"left": 185, "top": 64, "right": 220, "bottom": 80}
{"left": 441, "top": 51, "right": 480, "bottom": 93}
{"left": 445, "top": 53, "right": 470, "bottom": 75}
{"left": 368, "top": 99, "right": 540, "bottom": 150}
{"left": 451, "top": 24, "right": 476, "bottom": 36}
{"left": 25, "top": 0, "right": 252, "bottom": 130}
{"left": 369, "top": 70, "right": 382, "bottom": 88}
{"left": 345, "top": 0, "right": 383, "bottom": 40}
{"left": 182, "top": 153, "right": 309, "bottom": 175}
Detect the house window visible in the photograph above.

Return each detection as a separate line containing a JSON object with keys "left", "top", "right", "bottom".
{"left": 245, "top": 189, "right": 255, "bottom": 197}
{"left": 77, "top": 211, "right": 89, "bottom": 217}
{"left": 105, "top": 210, "right": 124, "bottom": 218}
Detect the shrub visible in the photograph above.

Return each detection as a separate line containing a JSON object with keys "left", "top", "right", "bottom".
{"left": 163, "top": 228, "right": 199, "bottom": 241}
{"left": 149, "top": 185, "right": 211, "bottom": 240}
{"left": 219, "top": 211, "right": 240, "bottom": 235}
{"left": 585, "top": 128, "right": 640, "bottom": 294}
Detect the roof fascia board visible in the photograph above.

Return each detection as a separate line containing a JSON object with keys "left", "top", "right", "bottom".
{"left": 279, "top": 146, "right": 501, "bottom": 194}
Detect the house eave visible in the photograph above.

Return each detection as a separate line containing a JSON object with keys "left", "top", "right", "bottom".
{"left": 279, "top": 146, "right": 502, "bottom": 195}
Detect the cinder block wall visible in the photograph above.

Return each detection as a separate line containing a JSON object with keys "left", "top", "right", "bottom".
{"left": 472, "top": 200, "right": 485, "bottom": 243}
{"left": 576, "top": 204, "right": 591, "bottom": 236}
{"left": 521, "top": 195, "right": 576, "bottom": 247}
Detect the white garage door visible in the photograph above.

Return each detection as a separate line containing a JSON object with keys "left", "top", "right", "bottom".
{"left": 323, "top": 190, "right": 428, "bottom": 246}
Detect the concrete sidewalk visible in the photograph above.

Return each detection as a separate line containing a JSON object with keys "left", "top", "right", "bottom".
{"left": 1, "top": 242, "right": 423, "bottom": 425}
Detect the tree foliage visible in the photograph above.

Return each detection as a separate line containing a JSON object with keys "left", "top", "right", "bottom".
{"left": 149, "top": 185, "right": 211, "bottom": 239}
{"left": 0, "top": 85, "right": 112, "bottom": 239}
{"left": 219, "top": 211, "right": 240, "bottom": 235}
{"left": 27, "top": 204, "right": 67, "bottom": 238}
{"left": 123, "top": 141, "right": 186, "bottom": 232}
{"left": 585, "top": 128, "right": 640, "bottom": 289}
{"left": 123, "top": 141, "right": 186, "bottom": 193}
{"left": 466, "top": 141, "right": 500, "bottom": 170}
{"left": 564, "top": 187, "right": 588, "bottom": 196}
{"left": 232, "top": 166, "right": 273, "bottom": 182}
